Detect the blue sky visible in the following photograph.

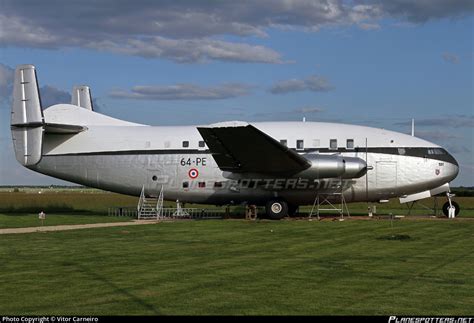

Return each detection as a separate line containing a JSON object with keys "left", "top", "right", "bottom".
{"left": 0, "top": 0, "right": 472, "bottom": 186}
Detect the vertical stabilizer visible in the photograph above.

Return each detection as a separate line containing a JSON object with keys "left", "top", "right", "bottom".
{"left": 72, "top": 85, "right": 93, "bottom": 111}
{"left": 11, "top": 65, "right": 44, "bottom": 166}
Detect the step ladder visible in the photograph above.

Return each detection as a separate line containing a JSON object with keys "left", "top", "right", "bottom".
{"left": 138, "top": 185, "right": 164, "bottom": 220}
{"left": 309, "top": 178, "right": 350, "bottom": 220}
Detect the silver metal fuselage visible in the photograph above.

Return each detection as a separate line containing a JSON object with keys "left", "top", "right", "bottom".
{"left": 27, "top": 105, "right": 459, "bottom": 206}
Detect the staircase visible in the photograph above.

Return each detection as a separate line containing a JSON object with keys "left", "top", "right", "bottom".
{"left": 138, "top": 185, "right": 163, "bottom": 219}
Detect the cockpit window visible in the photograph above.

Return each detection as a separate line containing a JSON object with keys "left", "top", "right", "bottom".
{"left": 428, "top": 148, "right": 446, "bottom": 155}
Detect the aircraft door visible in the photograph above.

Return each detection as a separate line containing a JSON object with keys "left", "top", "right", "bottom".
{"left": 376, "top": 161, "right": 398, "bottom": 190}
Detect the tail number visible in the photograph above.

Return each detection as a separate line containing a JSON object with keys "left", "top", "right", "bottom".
{"left": 180, "top": 157, "right": 207, "bottom": 167}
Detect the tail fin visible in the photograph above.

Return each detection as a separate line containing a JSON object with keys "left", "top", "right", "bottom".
{"left": 11, "top": 65, "right": 44, "bottom": 166}
{"left": 71, "top": 85, "right": 93, "bottom": 111}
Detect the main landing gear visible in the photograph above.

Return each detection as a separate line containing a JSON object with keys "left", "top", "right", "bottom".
{"left": 265, "top": 200, "right": 299, "bottom": 219}
{"left": 265, "top": 200, "right": 288, "bottom": 220}
{"left": 442, "top": 192, "right": 460, "bottom": 218}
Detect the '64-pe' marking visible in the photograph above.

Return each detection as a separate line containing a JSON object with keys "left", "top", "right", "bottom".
{"left": 188, "top": 168, "right": 199, "bottom": 179}
{"left": 180, "top": 157, "right": 207, "bottom": 166}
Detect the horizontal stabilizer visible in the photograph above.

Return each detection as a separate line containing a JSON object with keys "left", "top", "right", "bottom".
{"left": 11, "top": 65, "right": 44, "bottom": 166}
{"left": 72, "top": 85, "right": 93, "bottom": 111}
{"left": 44, "top": 123, "right": 87, "bottom": 134}
{"left": 197, "top": 124, "right": 311, "bottom": 174}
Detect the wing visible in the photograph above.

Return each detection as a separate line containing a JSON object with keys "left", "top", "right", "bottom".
{"left": 197, "top": 124, "right": 311, "bottom": 174}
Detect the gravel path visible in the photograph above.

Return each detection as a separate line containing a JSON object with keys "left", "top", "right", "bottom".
{"left": 0, "top": 220, "right": 159, "bottom": 235}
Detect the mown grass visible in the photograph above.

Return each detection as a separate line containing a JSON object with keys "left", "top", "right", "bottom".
{"left": 0, "top": 213, "right": 132, "bottom": 229}
{"left": 1, "top": 191, "right": 473, "bottom": 217}
{"left": 0, "top": 219, "right": 472, "bottom": 315}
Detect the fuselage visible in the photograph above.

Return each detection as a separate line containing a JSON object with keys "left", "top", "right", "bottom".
{"left": 28, "top": 104, "right": 459, "bottom": 206}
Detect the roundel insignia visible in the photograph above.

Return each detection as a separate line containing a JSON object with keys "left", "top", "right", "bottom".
{"left": 435, "top": 169, "right": 440, "bottom": 176}
{"left": 188, "top": 168, "right": 199, "bottom": 179}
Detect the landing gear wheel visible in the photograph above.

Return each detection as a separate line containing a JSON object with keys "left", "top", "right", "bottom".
{"left": 288, "top": 204, "right": 299, "bottom": 216}
{"left": 442, "top": 201, "right": 460, "bottom": 217}
{"left": 266, "top": 200, "right": 288, "bottom": 220}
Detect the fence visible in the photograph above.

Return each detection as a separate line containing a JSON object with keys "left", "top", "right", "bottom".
{"left": 108, "top": 207, "right": 225, "bottom": 220}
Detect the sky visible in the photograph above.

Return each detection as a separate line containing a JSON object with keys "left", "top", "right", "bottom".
{"left": 0, "top": 0, "right": 473, "bottom": 186}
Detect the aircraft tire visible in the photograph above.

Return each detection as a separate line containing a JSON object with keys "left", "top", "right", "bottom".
{"left": 442, "top": 201, "right": 460, "bottom": 217}
{"left": 266, "top": 200, "right": 288, "bottom": 220}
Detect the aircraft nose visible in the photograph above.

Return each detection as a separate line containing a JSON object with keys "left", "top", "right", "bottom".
{"left": 446, "top": 152, "right": 459, "bottom": 182}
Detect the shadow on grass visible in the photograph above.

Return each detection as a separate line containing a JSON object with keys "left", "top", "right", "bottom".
{"left": 376, "top": 234, "right": 413, "bottom": 241}
{"left": 73, "top": 262, "right": 161, "bottom": 315}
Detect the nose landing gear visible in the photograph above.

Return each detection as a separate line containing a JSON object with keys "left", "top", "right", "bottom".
{"left": 442, "top": 192, "right": 460, "bottom": 218}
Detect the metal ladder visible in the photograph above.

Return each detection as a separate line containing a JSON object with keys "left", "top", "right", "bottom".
{"left": 138, "top": 185, "right": 164, "bottom": 219}
{"left": 309, "top": 178, "right": 350, "bottom": 220}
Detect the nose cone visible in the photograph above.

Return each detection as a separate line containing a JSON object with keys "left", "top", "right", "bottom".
{"left": 443, "top": 151, "right": 459, "bottom": 183}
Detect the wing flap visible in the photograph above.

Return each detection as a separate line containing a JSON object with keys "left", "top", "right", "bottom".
{"left": 197, "top": 124, "right": 310, "bottom": 173}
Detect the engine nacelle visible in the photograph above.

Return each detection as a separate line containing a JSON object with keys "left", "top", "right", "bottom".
{"left": 296, "top": 154, "right": 367, "bottom": 179}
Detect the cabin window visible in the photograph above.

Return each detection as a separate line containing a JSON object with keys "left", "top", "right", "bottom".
{"left": 152, "top": 175, "right": 158, "bottom": 181}
{"left": 182, "top": 181, "right": 189, "bottom": 188}
{"left": 182, "top": 141, "right": 189, "bottom": 148}
{"left": 313, "top": 139, "right": 320, "bottom": 147}
{"left": 214, "top": 182, "right": 223, "bottom": 188}
{"left": 280, "top": 139, "right": 287, "bottom": 146}
{"left": 346, "top": 139, "right": 354, "bottom": 149}
{"left": 198, "top": 182, "right": 206, "bottom": 188}
{"left": 198, "top": 140, "right": 205, "bottom": 148}
{"left": 296, "top": 140, "right": 304, "bottom": 150}
{"left": 330, "top": 139, "right": 337, "bottom": 150}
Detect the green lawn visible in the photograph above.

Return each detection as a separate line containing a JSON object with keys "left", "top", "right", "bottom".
{"left": 0, "top": 213, "right": 132, "bottom": 229}
{"left": 0, "top": 219, "right": 472, "bottom": 315}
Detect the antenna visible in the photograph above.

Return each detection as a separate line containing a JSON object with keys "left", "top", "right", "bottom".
{"left": 411, "top": 118, "right": 415, "bottom": 137}
{"left": 365, "top": 137, "right": 369, "bottom": 206}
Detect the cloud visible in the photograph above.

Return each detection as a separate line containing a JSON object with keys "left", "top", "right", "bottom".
{"left": 415, "top": 130, "right": 462, "bottom": 141}
{"left": 395, "top": 116, "right": 474, "bottom": 128}
{"left": 371, "top": 0, "right": 474, "bottom": 23}
{"left": 1, "top": 1, "right": 471, "bottom": 63}
{"left": 442, "top": 52, "right": 460, "bottom": 64}
{"left": 358, "top": 22, "right": 381, "bottom": 30}
{"left": 445, "top": 144, "right": 471, "bottom": 154}
{"left": 39, "top": 85, "right": 71, "bottom": 108}
{"left": 293, "top": 107, "right": 325, "bottom": 113}
{"left": 0, "top": 64, "right": 14, "bottom": 101}
{"left": 270, "top": 75, "right": 334, "bottom": 94}
{"left": 91, "top": 37, "right": 284, "bottom": 63}
{"left": 109, "top": 83, "right": 253, "bottom": 100}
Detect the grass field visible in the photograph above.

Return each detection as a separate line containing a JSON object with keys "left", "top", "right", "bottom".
{"left": 0, "top": 213, "right": 132, "bottom": 229}
{"left": 1, "top": 189, "right": 474, "bottom": 217}
{"left": 0, "top": 219, "right": 473, "bottom": 315}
